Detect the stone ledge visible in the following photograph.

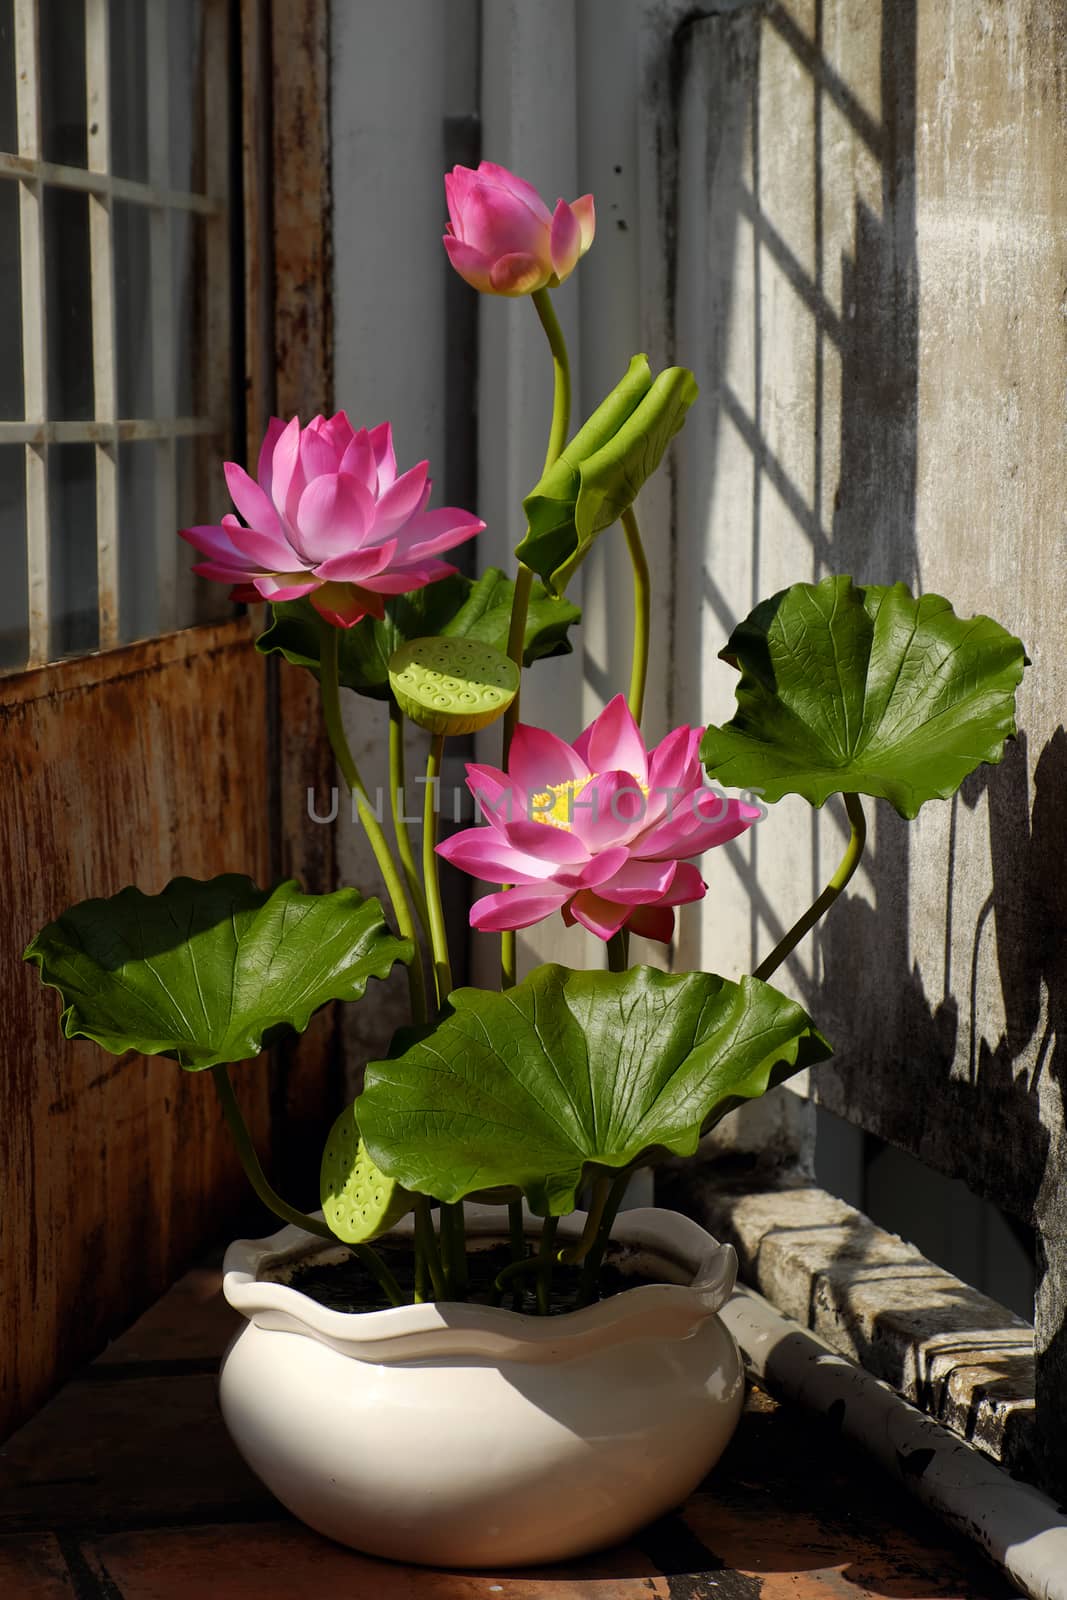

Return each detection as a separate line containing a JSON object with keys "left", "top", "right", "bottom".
{"left": 664, "top": 1175, "right": 1036, "bottom": 1476}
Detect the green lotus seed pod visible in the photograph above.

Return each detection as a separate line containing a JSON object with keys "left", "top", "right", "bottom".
{"left": 388, "top": 636, "right": 520, "bottom": 735}
{"left": 320, "top": 1103, "right": 414, "bottom": 1244}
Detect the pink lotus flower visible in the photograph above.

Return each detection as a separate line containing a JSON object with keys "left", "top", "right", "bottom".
{"left": 437, "top": 696, "right": 761, "bottom": 942}
{"left": 443, "top": 161, "right": 595, "bottom": 297}
{"left": 179, "top": 415, "right": 484, "bottom": 628}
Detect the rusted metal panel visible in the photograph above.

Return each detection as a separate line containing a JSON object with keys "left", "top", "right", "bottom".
{"left": 261, "top": 0, "right": 339, "bottom": 1199}
{"left": 270, "top": 0, "right": 332, "bottom": 424}
{"left": 0, "top": 620, "right": 273, "bottom": 1438}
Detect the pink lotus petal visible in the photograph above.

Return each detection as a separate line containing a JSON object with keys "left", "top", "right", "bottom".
{"left": 443, "top": 235, "right": 495, "bottom": 294}
{"left": 658, "top": 862, "right": 706, "bottom": 906}
{"left": 626, "top": 903, "right": 674, "bottom": 944}
{"left": 469, "top": 882, "right": 571, "bottom": 933}
{"left": 309, "top": 581, "right": 383, "bottom": 629}
{"left": 648, "top": 724, "right": 702, "bottom": 797}
{"left": 596, "top": 859, "right": 679, "bottom": 906}
{"left": 356, "top": 559, "right": 455, "bottom": 595}
{"left": 444, "top": 168, "right": 478, "bottom": 222}
{"left": 256, "top": 418, "right": 287, "bottom": 499}
{"left": 320, "top": 411, "right": 357, "bottom": 457}
{"left": 222, "top": 513, "right": 301, "bottom": 572}
{"left": 475, "top": 162, "right": 553, "bottom": 223}
{"left": 466, "top": 764, "right": 528, "bottom": 828}
{"left": 229, "top": 583, "right": 262, "bottom": 604}
{"left": 396, "top": 507, "right": 485, "bottom": 561}
{"left": 549, "top": 198, "right": 582, "bottom": 282}
{"left": 299, "top": 423, "right": 339, "bottom": 484}
{"left": 508, "top": 724, "right": 591, "bottom": 798}
{"left": 636, "top": 796, "right": 760, "bottom": 861}
{"left": 265, "top": 416, "right": 302, "bottom": 523}
{"left": 502, "top": 819, "right": 590, "bottom": 867}
{"left": 296, "top": 473, "right": 376, "bottom": 562}
{"left": 583, "top": 695, "right": 648, "bottom": 784}
{"left": 192, "top": 558, "right": 257, "bottom": 582}
{"left": 642, "top": 725, "right": 703, "bottom": 827}
{"left": 573, "top": 844, "right": 631, "bottom": 889}
{"left": 180, "top": 522, "right": 249, "bottom": 566}
{"left": 339, "top": 428, "right": 377, "bottom": 491}
{"left": 570, "top": 193, "right": 596, "bottom": 253}
{"left": 568, "top": 890, "right": 631, "bottom": 941}
{"left": 251, "top": 573, "right": 319, "bottom": 602}
{"left": 569, "top": 770, "right": 649, "bottom": 852}
{"left": 436, "top": 829, "right": 557, "bottom": 885}
{"left": 459, "top": 185, "right": 549, "bottom": 260}
{"left": 372, "top": 460, "right": 431, "bottom": 540}
{"left": 313, "top": 539, "right": 398, "bottom": 584}
{"left": 369, "top": 422, "right": 397, "bottom": 490}
{"left": 489, "top": 251, "right": 551, "bottom": 296}
{"left": 223, "top": 461, "right": 285, "bottom": 540}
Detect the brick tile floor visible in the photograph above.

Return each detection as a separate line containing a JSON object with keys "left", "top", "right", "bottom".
{"left": 0, "top": 1264, "right": 1019, "bottom": 1599}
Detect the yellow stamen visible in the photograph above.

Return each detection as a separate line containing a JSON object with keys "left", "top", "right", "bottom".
{"left": 529, "top": 773, "right": 649, "bottom": 831}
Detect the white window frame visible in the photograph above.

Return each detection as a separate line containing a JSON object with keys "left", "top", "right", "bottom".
{"left": 3, "top": 0, "right": 231, "bottom": 667}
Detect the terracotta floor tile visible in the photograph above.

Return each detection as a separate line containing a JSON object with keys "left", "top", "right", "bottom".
{"left": 683, "top": 1466, "right": 1013, "bottom": 1599}
{"left": 0, "top": 1535, "right": 76, "bottom": 1598}
{"left": 81, "top": 1523, "right": 672, "bottom": 1599}
{"left": 0, "top": 1375, "right": 272, "bottom": 1533}
{"left": 95, "top": 1267, "right": 238, "bottom": 1367}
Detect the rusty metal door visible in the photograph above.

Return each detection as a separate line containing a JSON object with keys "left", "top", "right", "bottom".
{"left": 0, "top": 0, "right": 334, "bottom": 1438}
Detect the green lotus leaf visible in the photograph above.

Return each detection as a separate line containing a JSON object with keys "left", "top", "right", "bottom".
{"left": 699, "top": 576, "right": 1026, "bottom": 820}
{"left": 357, "top": 963, "right": 830, "bottom": 1215}
{"left": 517, "top": 354, "right": 699, "bottom": 597}
{"left": 256, "top": 567, "right": 581, "bottom": 701}
{"left": 24, "top": 875, "right": 412, "bottom": 1070}
{"left": 320, "top": 1102, "right": 416, "bottom": 1243}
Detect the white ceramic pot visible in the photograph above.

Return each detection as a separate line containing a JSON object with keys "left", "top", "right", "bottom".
{"left": 220, "top": 1204, "right": 744, "bottom": 1569}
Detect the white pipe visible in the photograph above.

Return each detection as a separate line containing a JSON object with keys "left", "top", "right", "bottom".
{"left": 721, "top": 1285, "right": 1067, "bottom": 1600}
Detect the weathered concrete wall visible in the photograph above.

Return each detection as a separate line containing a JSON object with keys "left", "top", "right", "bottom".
{"left": 668, "top": 0, "right": 1067, "bottom": 1486}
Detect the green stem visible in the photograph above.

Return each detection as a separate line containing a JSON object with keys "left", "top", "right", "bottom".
{"left": 531, "top": 288, "right": 571, "bottom": 470}
{"left": 389, "top": 700, "right": 431, "bottom": 942}
{"left": 212, "top": 1065, "right": 333, "bottom": 1239}
{"left": 319, "top": 625, "right": 427, "bottom": 1026}
{"left": 493, "top": 1255, "right": 543, "bottom": 1294}
{"left": 536, "top": 1213, "right": 559, "bottom": 1316}
{"left": 753, "top": 792, "right": 867, "bottom": 982}
{"left": 440, "top": 1202, "right": 468, "bottom": 1299}
{"left": 507, "top": 1198, "right": 527, "bottom": 1309}
{"left": 606, "top": 930, "right": 629, "bottom": 973}
{"left": 556, "top": 1176, "right": 612, "bottom": 1266}
{"left": 211, "top": 1065, "right": 404, "bottom": 1307}
{"left": 414, "top": 1197, "right": 447, "bottom": 1302}
{"left": 353, "top": 1245, "right": 405, "bottom": 1308}
{"left": 508, "top": 1199, "right": 527, "bottom": 1262}
{"left": 620, "top": 505, "right": 651, "bottom": 725}
{"left": 575, "top": 1171, "right": 630, "bottom": 1309}
{"left": 423, "top": 733, "right": 453, "bottom": 1008}
{"left": 500, "top": 287, "right": 573, "bottom": 991}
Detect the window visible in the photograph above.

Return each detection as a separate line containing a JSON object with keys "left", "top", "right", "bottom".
{"left": 0, "top": 0, "right": 233, "bottom": 671}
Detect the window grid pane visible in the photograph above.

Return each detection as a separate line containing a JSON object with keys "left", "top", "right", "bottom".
{"left": 0, "top": 0, "right": 232, "bottom": 672}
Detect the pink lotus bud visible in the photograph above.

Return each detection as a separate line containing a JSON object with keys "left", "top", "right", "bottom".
{"left": 443, "top": 161, "right": 595, "bottom": 297}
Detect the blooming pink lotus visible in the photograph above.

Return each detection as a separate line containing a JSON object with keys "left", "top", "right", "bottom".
{"left": 437, "top": 696, "right": 761, "bottom": 942}
{"left": 444, "top": 161, "right": 595, "bottom": 297}
{"left": 180, "top": 414, "right": 484, "bottom": 629}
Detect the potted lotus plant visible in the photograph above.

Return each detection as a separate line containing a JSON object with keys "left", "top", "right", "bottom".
{"left": 25, "top": 161, "right": 1027, "bottom": 1570}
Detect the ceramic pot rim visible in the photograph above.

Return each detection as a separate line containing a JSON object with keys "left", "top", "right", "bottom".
{"left": 222, "top": 1204, "right": 738, "bottom": 1365}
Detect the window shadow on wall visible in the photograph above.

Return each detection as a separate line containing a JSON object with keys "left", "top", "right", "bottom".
{"left": 670, "top": 0, "right": 1067, "bottom": 1492}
